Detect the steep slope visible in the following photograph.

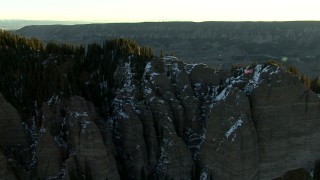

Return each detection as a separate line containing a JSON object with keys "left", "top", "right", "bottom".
{"left": 0, "top": 93, "right": 28, "bottom": 146}
{"left": 0, "top": 93, "right": 29, "bottom": 179}
{"left": 110, "top": 57, "right": 320, "bottom": 179}
{"left": 249, "top": 65, "right": 320, "bottom": 179}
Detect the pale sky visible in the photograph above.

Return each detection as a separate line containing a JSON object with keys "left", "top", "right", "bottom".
{"left": 1, "top": 0, "right": 320, "bottom": 22}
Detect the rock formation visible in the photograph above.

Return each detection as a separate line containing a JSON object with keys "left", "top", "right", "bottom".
{"left": 0, "top": 151, "right": 16, "bottom": 180}
{"left": 249, "top": 65, "right": 320, "bottom": 179}
{"left": 0, "top": 93, "right": 28, "bottom": 146}
{"left": 0, "top": 57, "right": 320, "bottom": 179}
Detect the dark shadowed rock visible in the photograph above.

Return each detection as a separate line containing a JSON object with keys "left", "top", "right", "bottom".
{"left": 248, "top": 66, "right": 320, "bottom": 179}
{"left": 36, "top": 129, "right": 63, "bottom": 179}
{"left": 65, "top": 96, "right": 120, "bottom": 180}
{"left": 274, "top": 168, "right": 312, "bottom": 180}
{"left": 149, "top": 96, "right": 195, "bottom": 179}
{"left": 0, "top": 93, "right": 28, "bottom": 146}
{"left": 199, "top": 88, "right": 259, "bottom": 180}
{"left": 0, "top": 151, "right": 17, "bottom": 180}
{"left": 36, "top": 103, "right": 63, "bottom": 179}
{"left": 138, "top": 102, "right": 159, "bottom": 173}
{"left": 0, "top": 93, "right": 29, "bottom": 179}
{"left": 35, "top": 96, "right": 120, "bottom": 179}
{"left": 113, "top": 102, "right": 149, "bottom": 179}
{"left": 109, "top": 57, "right": 196, "bottom": 179}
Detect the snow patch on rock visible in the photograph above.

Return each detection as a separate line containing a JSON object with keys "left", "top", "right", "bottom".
{"left": 225, "top": 117, "right": 243, "bottom": 139}
{"left": 47, "top": 95, "right": 59, "bottom": 105}
{"left": 200, "top": 170, "right": 208, "bottom": 180}
{"left": 184, "top": 64, "right": 198, "bottom": 74}
{"left": 244, "top": 64, "right": 263, "bottom": 93}
{"left": 73, "top": 112, "right": 88, "bottom": 118}
{"left": 163, "top": 56, "right": 178, "bottom": 62}
{"left": 215, "top": 87, "right": 230, "bottom": 101}
{"left": 80, "top": 119, "right": 92, "bottom": 134}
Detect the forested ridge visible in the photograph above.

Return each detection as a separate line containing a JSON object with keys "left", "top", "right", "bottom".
{"left": 16, "top": 21, "right": 320, "bottom": 77}
{"left": 0, "top": 30, "right": 153, "bottom": 119}
{"left": 1, "top": 30, "right": 320, "bottom": 179}
{"left": 1, "top": 30, "right": 320, "bottom": 119}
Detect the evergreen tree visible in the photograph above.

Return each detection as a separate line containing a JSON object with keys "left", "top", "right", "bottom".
{"left": 311, "top": 76, "right": 320, "bottom": 94}
{"left": 300, "top": 75, "right": 311, "bottom": 90}
{"left": 0, "top": 31, "right": 153, "bottom": 118}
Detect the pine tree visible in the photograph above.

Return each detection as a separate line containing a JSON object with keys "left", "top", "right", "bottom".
{"left": 311, "top": 76, "right": 320, "bottom": 94}
{"left": 300, "top": 75, "right": 311, "bottom": 90}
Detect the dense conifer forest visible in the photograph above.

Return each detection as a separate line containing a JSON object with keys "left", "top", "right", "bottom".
{"left": 0, "top": 31, "right": 153, "bottom": 119}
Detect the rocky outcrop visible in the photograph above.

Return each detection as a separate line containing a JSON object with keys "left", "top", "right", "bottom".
{"left": 274, "top": 168, "right": 312, "bottom": 180}
{"left": 0, "top": 94, "right": 122, "bottom": 179}
{"left": 37, "top": 96, "right": 121, "bottom": 179}
{"left": 66, "top": 97, "right": 120, "bottom": 180}
{"left": 0, "top": 93, "right": 27, "bottom": 147}
{"left": 0, "top": 93, "right": 28, "bottom": 180}
{"left": 108, "top": 56, "right": 320, "bottom": 179}
{"left": 36, "top": 103, "right": 63, "bottom": 179}
{"left": 0, "top": 152, "right": 16, "bottom": 180}
{"left": 199, "top": 88, "right": 259, "bottom": 179}
{"left": 36, "top": 127, "right": 63, "bottom": 179}
{"left": 111, "top": 59, "right": 195, "bottom": 179}
{"left": 248, "top": 66, "right": 320, "bottom": 179}
{"left": 1, "top": 56, "right": 320, "bottom": 179}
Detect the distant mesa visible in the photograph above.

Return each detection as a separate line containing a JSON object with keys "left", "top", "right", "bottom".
{"left": 14, "top": 21, "right": 320, "bottom": 76}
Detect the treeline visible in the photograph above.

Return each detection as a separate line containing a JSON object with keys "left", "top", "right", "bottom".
{"left": 263, "top": 61, "right": 320, "bottom": 93}
{"left": 264, "top": 61, "right": 320, "bottom": 93}
{"left": 0, "top": 31, "right": 153, "bottom": 118}
{"left": 287, "top": 65, "right": 320, "bottom": 94}
{"left": 72, "top": 38, "right": 153, "bottom": 106}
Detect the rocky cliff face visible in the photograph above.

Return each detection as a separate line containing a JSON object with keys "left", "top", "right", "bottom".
{"left": 37, "top": 96, "right": 120, "bottom": 179}
{"left": 0, "top": 93, "right": 120, "bottom": 179}
{"left": 0, "top": 56, "right": 320, "bottom": 179}
{"left": 0, "top": 93, "right": 28, "bottom": 146}
{"left": 249, "top": 66, "right": 320, "bottom": 179}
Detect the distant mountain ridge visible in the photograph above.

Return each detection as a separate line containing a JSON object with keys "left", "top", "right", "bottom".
{"left": 0, "top": 19, "right": 88, "bottom": 30}
{"left": 15, "top": 21, "right": 320, "bottom": 76}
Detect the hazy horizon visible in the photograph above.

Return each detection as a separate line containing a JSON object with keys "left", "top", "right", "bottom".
{"left": 3, "top": 19, "right": 320, "bottom": 23}
{"left": 2, "top": 19, "right": 320, "bottom": 31}
{"left": 1, "top": 0, "right": 320, "bottom": 22}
